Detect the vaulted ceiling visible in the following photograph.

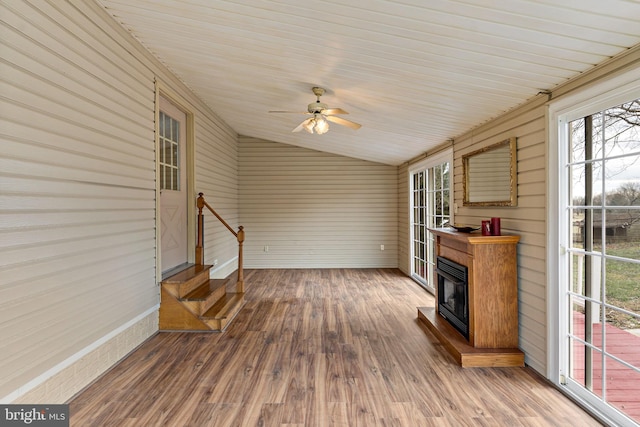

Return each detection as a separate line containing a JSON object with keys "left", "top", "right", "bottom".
{"left": 97, "top": 0, "right": 640, "bottom": 165}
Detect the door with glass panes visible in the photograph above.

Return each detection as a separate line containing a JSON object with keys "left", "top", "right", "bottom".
{"left": 159, "top": 96, "right": 188, "bottom": 273}
{"left": 410, "top": 153, "right": 451, "bottom": 293}
{"left": 559, "top": 98, "right": 640, "bottom": 425}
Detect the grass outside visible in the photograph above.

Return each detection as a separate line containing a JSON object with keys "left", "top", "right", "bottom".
{"left": 572, "top": 241, "right": 640, "bottom": 329}
{"left": 604, "top": 242, "right": 640, "bottom": 329}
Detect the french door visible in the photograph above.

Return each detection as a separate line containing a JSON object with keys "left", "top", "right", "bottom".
{"left": 410, "top": 150, "right": 452, "bottom": 292}
{"left": 553, "top": 90, "right": 640, "bottom": 426}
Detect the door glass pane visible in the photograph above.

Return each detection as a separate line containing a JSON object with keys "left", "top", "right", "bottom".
{"left": 569, "top": 338, "right": 603, "bottom": 395}
{"left": 159, "top": 111, "right": 180, "bottom": 191}
{"left": 606, "top": 356, "right": 640, "bottom": 417}
{"left": 604, "top": 256, "right": 640, "bottom": 351}
{"left": 570, "top": 118, "right": 586, "bottom": 163}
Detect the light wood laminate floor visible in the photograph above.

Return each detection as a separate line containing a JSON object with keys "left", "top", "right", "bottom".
{"left": 69, "top": 268, "right": 602, "bottom": 426}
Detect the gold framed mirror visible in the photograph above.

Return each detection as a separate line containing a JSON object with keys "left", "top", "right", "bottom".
{"left": 462, "top": 137, "right": 517, "bottom": 207}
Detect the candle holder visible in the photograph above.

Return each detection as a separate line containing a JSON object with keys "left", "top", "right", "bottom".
{"left": 481, "top": 220, "right": 491, "bottom": 236}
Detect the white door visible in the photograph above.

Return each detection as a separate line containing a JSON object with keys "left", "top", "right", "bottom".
{"left": 159, "top": 97, "right": 188, "bottom": 273}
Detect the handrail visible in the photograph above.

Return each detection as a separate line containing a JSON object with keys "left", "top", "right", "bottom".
{"left": 196, "top": 192, "right": 245, "bottom": 292}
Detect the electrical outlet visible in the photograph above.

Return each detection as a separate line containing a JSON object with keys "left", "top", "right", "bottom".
{"left": 264, "top": 245, "right": 269, "bottom": 252}
{"left": 380, "top": 244, "right": 385, "bottom": 251}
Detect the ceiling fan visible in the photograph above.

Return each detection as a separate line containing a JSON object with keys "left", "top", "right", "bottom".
{"left": 269, "top": 87, "right": 362, "bottom": 134}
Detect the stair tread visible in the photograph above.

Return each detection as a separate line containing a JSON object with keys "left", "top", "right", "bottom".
{"left": 201, "top": 293, "right": 244, "bottom": 320}
{"left": 163, "top": 264, "right": 212, "bottom": 284}
{"left": 182, "top": 279, "right": 230, "bottom": 301}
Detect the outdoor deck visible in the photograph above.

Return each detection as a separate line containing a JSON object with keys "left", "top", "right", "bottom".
{"left": 572, "top": 311, "right": 640, "bottom": 423}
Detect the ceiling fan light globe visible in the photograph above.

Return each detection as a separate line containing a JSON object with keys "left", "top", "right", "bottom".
{"left": 315, "top": 118, "right": 329, "bottom": 134}
{"left": 302, "top": 119, "right": 315, "bottom": 133}
{"left": 315, "top": 121, "right": 329, "bottom": 135}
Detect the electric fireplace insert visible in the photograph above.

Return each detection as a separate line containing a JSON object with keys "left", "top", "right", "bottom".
{"left": 436, "top": 256, "right": 469, "bottom": 340}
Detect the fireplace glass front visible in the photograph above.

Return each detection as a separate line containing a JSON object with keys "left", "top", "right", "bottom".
{"left": 436, "top": 256, "right": 469, "bottom": 340}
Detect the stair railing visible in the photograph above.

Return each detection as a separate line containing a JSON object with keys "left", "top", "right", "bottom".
{"left": 196, "top": 192, "right": 245, "bottom": 292}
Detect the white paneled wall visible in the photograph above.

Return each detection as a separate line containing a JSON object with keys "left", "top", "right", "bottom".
{"left": 239, "top": 138, "right": 397, "bottom": 269}
{"left": 0, "top": 0, "right": 238, "bottom": 402}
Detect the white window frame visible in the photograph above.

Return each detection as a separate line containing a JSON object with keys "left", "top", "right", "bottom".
{"left": 547, "top": 67, "right": 640, "bottom": 427}
{"left": 409, "top": 148, "right": 453, "bottom": 291}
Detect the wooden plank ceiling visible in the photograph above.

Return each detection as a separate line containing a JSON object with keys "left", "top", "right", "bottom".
{"left": 96, "top": 0, "right": 640, "bottom": 165}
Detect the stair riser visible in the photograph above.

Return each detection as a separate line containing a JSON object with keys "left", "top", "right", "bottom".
{"left": 176, "top": 270, "right": 211, "bottom": 297}
{"left": 182, "top": 285, "right": 226, "bottom": 315}
{"left": 203, "top": 297, "right": 243, "bottom": 331}
{"left": 201, "top": 295, "right": 244, "bottom": 320}
{"left": 203, "top": 319, "right": 222, "bottom": 331}
{"left": 201, "top": 285, "right": 227, "bottom": 313}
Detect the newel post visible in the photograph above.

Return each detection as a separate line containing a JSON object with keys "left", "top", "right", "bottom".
{"left": 195, "top": 192, "right": 205, "bottom": 265}
{"left": 236, "top": 226, "right": 245, "bottom": 293}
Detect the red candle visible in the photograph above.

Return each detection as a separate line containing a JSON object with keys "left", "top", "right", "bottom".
{"left": 491, "top": 217, "right": 501, "bottom": 236}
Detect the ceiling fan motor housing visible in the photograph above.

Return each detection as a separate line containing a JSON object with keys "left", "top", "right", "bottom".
{"left": 308, "top": 102, "right": 328, "bottom": 113}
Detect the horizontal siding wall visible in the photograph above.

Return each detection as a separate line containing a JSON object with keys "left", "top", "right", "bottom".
{"left": 194, "top": 110, "right": 240, "bottom": 278}
{"left": 0, "top": 0, "right": 238, "bottom": 402}
{"left": 239, "top": 137, "right": 397, "bottom": 269}
{"left": 397, "top": 164, "right": 410, "bottom": 275}
{"left": 452, "top": 96, "right": 549, "bottom": 374}
{"left": 0, "top": 0, "right": 156, "bottom": 401}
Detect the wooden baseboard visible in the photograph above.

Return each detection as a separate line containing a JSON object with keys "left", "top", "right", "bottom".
{"left": 417, "top": 306, "right": 524, "bottom": 368}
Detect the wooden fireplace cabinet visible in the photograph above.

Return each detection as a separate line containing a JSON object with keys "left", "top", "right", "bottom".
{"left": 418, "top": 228, "right": 525, "bottom": 367}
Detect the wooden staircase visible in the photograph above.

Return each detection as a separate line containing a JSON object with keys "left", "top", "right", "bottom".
{"left": 159, "top": 193, "right": 246, "bottom": 332}
{"left": 159, "top": 264, "right": 245, "bottom": 331}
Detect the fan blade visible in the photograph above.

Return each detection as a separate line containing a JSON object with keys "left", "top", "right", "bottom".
{"left": 269, "top": 110, "right": 310, "bottom": 114}
{"left": 292, "top": 118, "right": 314, "bottom": 133}
{"left": 326, "top": 115, "right": 361, "bottom": 130}
{"left": 323, "top": 108, "right": 349, "bottom": 115}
